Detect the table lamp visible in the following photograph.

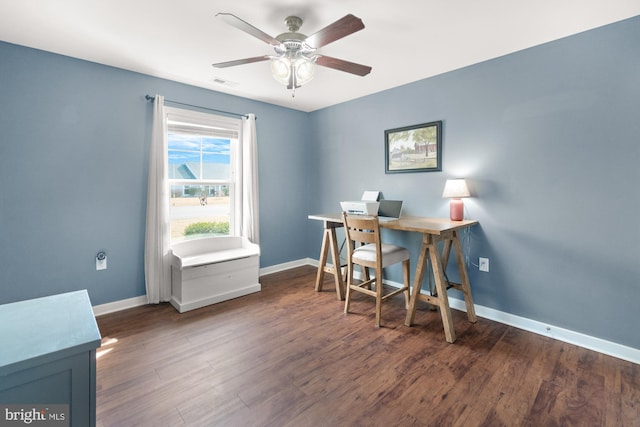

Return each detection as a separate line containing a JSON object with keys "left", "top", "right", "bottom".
{"left": 442, "top": 179, "right": 470, "bottom": 221}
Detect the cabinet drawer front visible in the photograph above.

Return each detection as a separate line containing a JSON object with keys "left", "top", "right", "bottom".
{"left": 182, "top": 256, "right": 258, "bottom": 281}
{"left": 179, "top": 256, "right": 259, "bottom": 300}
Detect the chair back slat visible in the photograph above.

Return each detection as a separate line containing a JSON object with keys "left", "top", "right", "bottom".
{"left": 342, "top": 213, "right": 380, "bottom": 246}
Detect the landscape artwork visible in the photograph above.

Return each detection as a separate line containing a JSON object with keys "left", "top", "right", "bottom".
{"left": 385, "top": 121, "right": 442, "bottom": 173}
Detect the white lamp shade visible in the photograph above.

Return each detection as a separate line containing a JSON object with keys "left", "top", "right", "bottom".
{"left": 271, "top": 56, "right": 315, "bottom": 87}
{"left": 294, "top": 58, "right": 315, "bottom": 85}
{"left": 271, "top": 58, "right": 291, "bottom": 85}
{"left": 442, "top": 179, "right": 470, "bottom": 198}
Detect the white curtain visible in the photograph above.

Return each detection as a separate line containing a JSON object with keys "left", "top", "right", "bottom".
{"left": 241, "top": 114, "right": 260, "bottom": 244}
{"left": 144, "top": 95, "right": 172, "bottom": 303}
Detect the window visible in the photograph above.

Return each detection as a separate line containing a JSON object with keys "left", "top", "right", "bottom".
{"left": 166, "top": 107, "right": 241, "bottom": 242}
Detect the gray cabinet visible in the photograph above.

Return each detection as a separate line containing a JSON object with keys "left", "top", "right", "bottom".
{"left": 0, "top": 290, "right": 101, "bottom": 426}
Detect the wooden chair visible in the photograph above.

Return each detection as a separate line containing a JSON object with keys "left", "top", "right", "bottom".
{"left": 342, "top": 212, "right": 411, "bottom": 327}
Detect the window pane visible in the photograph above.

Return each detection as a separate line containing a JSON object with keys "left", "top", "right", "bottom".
{"left": 202, "top": 153, "right": 230, "bottom": 180}
{"left": 201, "top": 137, "right": 228, "bottom": 153}
{"left": 168, "top": 133, "right": 200, "bottom": 151}
{"left": 168, "top": 159, "right": 200, "bottom": 180}
{"left": 202, "top": 138, "right": 230, "bottom": 180}
{"left": 166, "top": 107, "right": 239, "bottom": 243}
{"left": 168, "top": 133, "right": 201, "bottom": 180}
{"left": 170, "top": 184, "right": 230, "bottom": 241}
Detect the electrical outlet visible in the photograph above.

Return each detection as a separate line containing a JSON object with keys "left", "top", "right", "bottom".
{"left": 479, "top": 257, "right": 489, "bottom": 272}
{"left": 96, "top": 252, "right": 107, "bottom": 271}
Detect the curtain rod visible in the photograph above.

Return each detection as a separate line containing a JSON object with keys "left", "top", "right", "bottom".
{"left": 144, "top": 95, "right": 254, "bottom": 119}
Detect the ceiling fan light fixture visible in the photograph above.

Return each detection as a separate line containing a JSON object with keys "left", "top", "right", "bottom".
{"left": 270, "top": 57, "right": 291, "bottom": 85}
{"left": 295, "top": 58, "right": 316, "bottom": 86}
{"left": 293, "top": 57, "right": 315, "bottom": 85}
{"left": 215, "top": 13, "right": 370, "bottom": 96}
{"left": 270, "top": 56, "right": 315, "bottom": 88}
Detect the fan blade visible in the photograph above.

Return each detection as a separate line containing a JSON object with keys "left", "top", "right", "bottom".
{"left": 212, "top": 55, "right": 271, "bottom": 68}
{"left": 216, "top": 13, "right": 282, "bottom": 47}
{"left": 305, "top": 14, "right": 365, "bottom": 48}
{"left": 315, "top": 55, "right": 372, "bottom": 76}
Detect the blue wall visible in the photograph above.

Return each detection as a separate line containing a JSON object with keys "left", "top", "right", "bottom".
{"left": 0, "top": 41, "right": 310, "bottom": 306}
{"left": 307, "top": 15, "right": 640, "bottom": 349}
{"left": 1, "top": 15, "right": 639, "bottom": 350}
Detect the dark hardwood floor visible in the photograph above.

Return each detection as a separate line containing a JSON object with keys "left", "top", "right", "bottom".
{"left": 95, "top": 266, "right": 639, "bottom": 426}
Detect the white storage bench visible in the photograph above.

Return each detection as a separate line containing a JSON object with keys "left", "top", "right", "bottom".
{"left": 170, "top": 236, "right": 261, "bottom": 313}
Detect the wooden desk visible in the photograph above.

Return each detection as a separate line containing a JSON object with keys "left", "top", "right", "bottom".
{"left": 309, "top": 213, "right": 478, "bottom": 343}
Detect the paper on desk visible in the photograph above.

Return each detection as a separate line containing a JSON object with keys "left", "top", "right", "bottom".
{"left": 361, "top": 191, "right": 380, "bottom": 201}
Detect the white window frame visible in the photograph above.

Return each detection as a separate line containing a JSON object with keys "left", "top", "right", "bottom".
{"left": 165, "top": 107, "right": 241, "bottom": 240}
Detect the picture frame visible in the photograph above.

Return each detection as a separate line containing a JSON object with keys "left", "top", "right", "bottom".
{"left": 385, "top": 121, "right": 442, "bottom": 173}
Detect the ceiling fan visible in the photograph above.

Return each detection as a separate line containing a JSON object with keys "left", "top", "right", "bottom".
{"left": 212, "top": 13, "right": 372, "bottom": 96}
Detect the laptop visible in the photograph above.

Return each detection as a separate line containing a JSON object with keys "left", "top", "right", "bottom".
{"left": 378, "top": 200, "right": 403, "bottom": 222}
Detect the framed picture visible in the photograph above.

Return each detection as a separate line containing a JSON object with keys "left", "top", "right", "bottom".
{"left": 385, "top": 121, "right": 442, "bottom": 173}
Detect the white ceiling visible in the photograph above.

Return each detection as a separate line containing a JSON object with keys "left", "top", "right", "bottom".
{"left": 1, "top": 1, "right": 639, "bottom": 112}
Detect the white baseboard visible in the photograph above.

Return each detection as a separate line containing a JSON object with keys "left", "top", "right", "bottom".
{"left": 91, "top": 260, "right": 313, "bottom": 316}
{"left": 446, "top": 297, "right": 640, "bottom": 365}
{"left": 378, "top": 276, "right": 640, "bottom": 365}
{"left": 92, "top": 295, "right": 148, "bottom": 316}
{"left": 91, "top": 259, "right": 640, "bottom": 364}
{"left": 259, "top": 258, "right": 315, "bottom": 276}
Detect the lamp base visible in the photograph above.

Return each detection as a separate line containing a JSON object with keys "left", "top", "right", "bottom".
{"left": 450, "top": 199, "right": 464, "bottom": 221}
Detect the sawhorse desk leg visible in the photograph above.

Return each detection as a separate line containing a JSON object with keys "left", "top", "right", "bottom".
{"left": 315, "top": 221, "right": 345, "bottom": 300}
{"left": 442, "top": 230, "right": 477, "bottom": 323}
{"left": 405, "top": 230, "right": 476, "bottom": 343}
